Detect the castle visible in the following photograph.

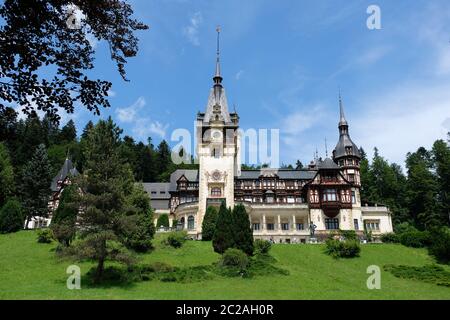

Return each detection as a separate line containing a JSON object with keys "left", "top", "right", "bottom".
{"left": 144, "top": 32, "right": 393, "bottom": 242}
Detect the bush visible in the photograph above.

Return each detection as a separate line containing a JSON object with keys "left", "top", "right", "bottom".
{"left": 325, "top": 239, "right": 360, "bottom": 259}
{"left": 380, "top": 232, "right": 400, "bottom": 243}
{"left": 0, "top": 199, "right": 24, "bottom": 234}
{"left": 37, "top": 228, "right": 53, "bottom": 243}
{"left": 394, "top": 222, "right": 417, "bottom": 234}
{"left": 164, "top": 231, "right": 187, "bottom": 248}
{"left": 399, "top": 230, "right": 430, "bottom": 248}
{"left": 340, "top": 230, "right": 357, "bottom": 241}
{"left": 428, "top": 228, "right": 450, "bottom": 264}
{"left": 156, "top": 214, "right": 170, "bottom": 229}
{"left": 384, "top": 264, "right": 450, "bottom": 287}
{"left": 219, "top": 248, "right": 249, "bottom": 271}
{"left": 254, "top": 239, "right": 272, "bottom": 255}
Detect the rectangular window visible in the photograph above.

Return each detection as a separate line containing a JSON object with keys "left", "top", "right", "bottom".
{"left": 325, "top": 218, "right": 339, "bottom": 230}
{"left": 351, "top": 191, "right": 356, "bottom": 204}
{"left": 323, "top": 189, "right": 337, "bottom": 202}
{"left": 354, "top": 219, "right": 359, "bottom": 231}
{"left": 267, "top": 223, "right": 275, "bottom": 230}
{"left": 281, "top": 223, "right": 289, "bottom": 231}
{"left": 253, "top": 223, "right": 260, "bottom": 231}
{"left": 296, "top": 223, "right": 304, "bottom": 231}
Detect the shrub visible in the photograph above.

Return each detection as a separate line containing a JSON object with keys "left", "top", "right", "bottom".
{"left": 165, "top": 231, "right": 187, "bottom": 248}
{"left": 0, "top": 199, "right": 24, "bottom": 234}
{"left": 201, "top": 206, "right": 218, "bottom": 241}
{"left": 380, "top": 232, "right": 400, "bottom": 243}
{"left": 156, "top": 214, "right": 170, "bottom": 228}
{"left": 363, "top": 229, "right": 373, "bottom": 242}
{"left": 254, "top": 239, "right": 272, "bottom": 255}
{"left": 340, "top": 230, "right": 357, "bottom": 241}
{"left": 219, "top": 248, "right": 249, "bottom": 271}
{"left": 399, "top": 230, "right": 430, "bottom": 248}
{"left": 394, "top": 222, "right": 417, "bottom": 234}
{"left": 428, "top": 228, "right": 450, "bottom": 264}
{"left": 37, "top": 228, "right": 53, "bottom": 243}
{"left": 325, "top": 239, "right": 360, "bottom": 259}
{"left": 145, "top": 262, "right": 174, "bottom": 273}
{"left": 384, "top": 264, "right": 450, "bottom": 287}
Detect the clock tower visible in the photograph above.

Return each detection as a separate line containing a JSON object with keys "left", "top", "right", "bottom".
{"left": 195, "top": 28, "right": 240, "bottom": 237}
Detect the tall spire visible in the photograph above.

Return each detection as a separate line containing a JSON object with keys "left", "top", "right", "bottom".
{"left": 338, "top": 90, "right": 348, "bottom": 127}
{"left": 213, "top": 26, "right": 223, "bottom": 86}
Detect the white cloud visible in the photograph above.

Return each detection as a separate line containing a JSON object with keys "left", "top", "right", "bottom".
{"left": 182, "top": 12, "right": 203, "bottom": 46}
{"left": 235, "top": 70, "right": 244, "bottom": 80}
{"left": 115, "top": 96, "right": 146, "bottom": 123}
{"left": 352, "top": 83, "right": 450, "bottom": 165}
{"left": 115, "top": 96, "right": 169, "bottom": 140}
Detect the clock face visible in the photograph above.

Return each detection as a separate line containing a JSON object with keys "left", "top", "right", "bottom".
{"left": 212, "top": 130, "right": 221, "bottom": 139}
{"left": 212, "top": 170, "right": 221, "bottom": 181}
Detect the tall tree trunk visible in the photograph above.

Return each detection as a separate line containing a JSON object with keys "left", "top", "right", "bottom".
{"left": 95, "top": 257, "right": 105, "bottom": 284}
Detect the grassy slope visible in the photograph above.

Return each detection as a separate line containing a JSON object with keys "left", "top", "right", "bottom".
{"left": 0, "top": 231, "right": 449, "bottom": 300}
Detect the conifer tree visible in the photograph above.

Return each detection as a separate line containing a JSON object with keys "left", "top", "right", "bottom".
{"left": 202, "top": 206, "right": 218, "bottom": 241}
{"left": 20, "top": 144, "right": 52, "bottom": 228}
{"left": 0, "top": 143, "right": 14, "bottom": 207}
{"left": 212, "top": 202, "right": 234, "bottom": 254}
{"left": 51, "top": 184, "right": 78, "bottom": 247}
{"left": 0, "top": 199, "right": 24, "bottom": 233}
{"left": 232, "top": 204, "right": 254, "bottom": 256}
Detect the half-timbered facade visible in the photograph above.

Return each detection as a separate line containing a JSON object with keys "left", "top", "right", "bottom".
{"left": 145, "top": 34, "right": 393, "bottom": 241}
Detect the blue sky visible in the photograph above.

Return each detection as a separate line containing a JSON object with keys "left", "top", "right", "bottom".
{"left": 28, "top": 0, "right": 450, "bottom": 168}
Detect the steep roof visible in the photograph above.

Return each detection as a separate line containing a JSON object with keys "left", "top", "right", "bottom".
{"left": 333, "top": 95, "right": 361, "bottom": 159}
{"left": 169, "top": 169, "right": 199, "bottom": 191}
{"left": 51, "top": 158, "right": 79, "bottom": 192}
{"left": 142, "top": 183, "right": 171, "bottom": 200}
{"left": 318, "top": 158, "right": 340, "bottom": 170}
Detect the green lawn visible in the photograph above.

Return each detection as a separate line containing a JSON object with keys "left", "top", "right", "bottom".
{"left": 0, "top": 231, "right": 449, "bottom": 300}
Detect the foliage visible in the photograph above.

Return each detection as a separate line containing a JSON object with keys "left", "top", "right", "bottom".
{"left": 380, "top": 233, "right": 400, "bottom": 243}
{"left": 201, "top": 206, "right": 218, "bottom": 241}
{"left": 340, "top": 230, "right": 358, "bottom": 241}
{"left": 254, "top": 239, "right": 272, "bottom": 255}
{"left": 68, "top": 118, "right": 139, "bottom": 282}
{"left": 0, "top": 143, "right": 14, "bottom": 206}
{"left": 398, "top": 230, "right": 430, "bottom": 248}
{"left": 212, "top": 202, "right": 235, "bottom": 254}
{"left": 20, "top": 144, "right": 52, "bottom": 228}
{"left": 325, "top": 239, "right": 361, "bottom": 259}
{"left": 50, "top": 184, "right": 79, "bottom": 247}
{"left": 37, "top": 229, "right": 53, "bottom": 243}
{"left": 427, "top": 228, "right": 450, "bottom": 264}
{"left": 156, "top": 214, "right": 170, "bottom": 228}
{"left": 384, "top": 264, "right": 450, "bottom": 287}
{"left": 363, "top": 229, "right": 373, "bottom": 242}
{"left": 231, "top": 204, "right": 254, "bottom": 256}
{"left": 0, "top": 0, "right": 148, "bottom": 121}
{"left": 164, "top": 231, "right": 187, "bottom": 248}
{"left": 0, "top": 198, "right": 24, "bottom": 233}
{"left": 217, "top": 248, "right": 250, "bottom": 277}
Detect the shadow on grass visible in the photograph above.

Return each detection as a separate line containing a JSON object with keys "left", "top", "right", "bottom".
{"left": 384, "top": 264, "right": 450, "bottom": 287}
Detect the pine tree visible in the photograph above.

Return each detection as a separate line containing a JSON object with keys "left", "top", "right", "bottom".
{"left": 232, "top": 204, "right": 254, "bottom": 256}
{"left": 212, "top": 202, "right": 234, "bottom": 254}
{"left": 73, "top": 118, "right": 138, "bottom": 282}
{"left": 59, "top": 120, "right": 77, "bottom": 143}
{"left": 20, "top": 144, "right": 52, "bottom": 228}
{"left": 0, "top": 199, "right": 24, "bottom": 233}
{"left": 51, "top": 184, "right": 78, "bottom": 247}
{"left": 202, "top": 206, "right": 218, "bottom": 241}
{"left": 432, "top": 139, "right": 450, "bottom": 226}
{"left": 0, "top": 143, "right": 14, "bottom": 207}
{"left": 156, "top": 214, "right": 170, "bottom": 228}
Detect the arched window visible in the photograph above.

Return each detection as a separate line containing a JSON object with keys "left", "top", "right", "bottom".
{"left": 188, "top": 215, "right": 195, "bottom": 230}
{"left": 180, "top": 217, "right": 185, "bottom": 230}
{"left": 211, "top": 187, "right": 221, "bottom": 197}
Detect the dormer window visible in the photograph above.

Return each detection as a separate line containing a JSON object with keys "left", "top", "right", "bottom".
{"left": 345, "top": 146, "right": 353, "bottom": 155}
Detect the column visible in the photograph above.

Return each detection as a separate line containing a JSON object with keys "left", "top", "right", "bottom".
{"left": 292, "top": 215, "right": 296, "bottom": 231}
{"left": 277, "top": 215, "right": 281, "bottom": 231}
{"left": 184, "top": 213, "right": 188, "bottom": 230}
{"left": 263, "top": 214, "right": 266, "bottom": 233}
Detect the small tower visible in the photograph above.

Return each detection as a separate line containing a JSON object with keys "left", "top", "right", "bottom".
{"left": 332, "top": 94, "right": 361, "bottom": 186}
{"left": 196, "top": 27, "right": 240, "bottom": 237}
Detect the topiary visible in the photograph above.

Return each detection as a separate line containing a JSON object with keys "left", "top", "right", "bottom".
{"left": 254, "top": 239, "right": 272, "bottom": 255}
{"left": 156, "top": 214, "right": 170, "bottom": 229}
{"left": 0, "top": 199, "right": 24, "bottom": 234}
